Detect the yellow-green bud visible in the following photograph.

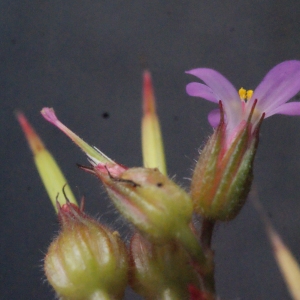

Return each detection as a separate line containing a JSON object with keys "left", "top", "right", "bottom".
{"left": 95, "top": 167, "right": 193, "bottom": 244}
{"left": 191, "top": 101, "right": 264, "bottom": 221}
{"left": 94, "top": 166, "right": 210, "bottom": 276}
{"left": 44, "top": 202, "right": 128, "bottom": 300}
{"left": 129, "top": 232, "right": 200, "bottom": 300}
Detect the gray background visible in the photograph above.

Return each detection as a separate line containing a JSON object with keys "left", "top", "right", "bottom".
{"left": 1, "top": 0, "right": 300, "bottom": 299}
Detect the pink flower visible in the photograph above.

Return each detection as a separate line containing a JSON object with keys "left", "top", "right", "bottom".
{"left": 186, "top": 60, "right": 300, "bottom": 143}
{"left": 187, "top": 61, "right": 300, "bottom": 220}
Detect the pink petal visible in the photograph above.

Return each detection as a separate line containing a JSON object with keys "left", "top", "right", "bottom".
{"left": 186, "top": 68, "right": 240, "bottom": 106}
{"left": 251, "top": 60, "right": 300, "bottom": 113}
{"left": 186, "top": 82, "right": 218, "bottom": 103}
{"left": 266, "top": 102, "right": 300, "bottom": 117}
{"left": 186, "top": 68, "right": 242, "bottom": 129}
{"left": 208, "top": 109, "right": 221, "bottom": 127}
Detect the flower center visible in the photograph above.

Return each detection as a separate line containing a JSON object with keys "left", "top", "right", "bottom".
{"left": 238, "top": 88, "right": 253, "bottom": 103}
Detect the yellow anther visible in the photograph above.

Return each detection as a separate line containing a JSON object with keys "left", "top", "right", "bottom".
{"left": 239, "top": 88, "right": 253, "bottom": 102}
{"left": 246, "top": 90, "right": 253, "bottom": 101}
{"left": 239, "top": 88, "right": 247, "bottom": 101}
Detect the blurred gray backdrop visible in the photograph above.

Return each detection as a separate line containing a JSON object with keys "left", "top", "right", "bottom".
{"left": 1, "top": 0, "right": 300, "bottom": 299}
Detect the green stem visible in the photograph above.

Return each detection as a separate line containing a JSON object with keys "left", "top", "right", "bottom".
{"left": 200, "top": 218, "right": 216, "bottom": 297}
{"left": 176, "top": 225, "right": 216, "bottom": 297}
{"left": 200, "top": 218, "right": 215, "bottom": 252}
{"left": 176, "top": 225, "right": 207, "bottom": 267}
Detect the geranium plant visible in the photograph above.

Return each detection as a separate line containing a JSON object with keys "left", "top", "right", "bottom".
{"left": 18, "top": 62, "right": 300, "bottom": 300}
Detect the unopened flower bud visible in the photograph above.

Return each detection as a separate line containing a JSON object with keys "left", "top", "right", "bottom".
{"left": 191, "top": 101, "right": 264, "bottom": 221}
{"left": 96, "top": 166, "right": 193, "bottom": 244}
{"left": 44, "top": 201, "right": 128, "bottom": 300}
{"left": 129, "top": 232, "right": 200, "bottom": 300}
{"left": 95, "top": 166, "right": 211, "bottom": 276}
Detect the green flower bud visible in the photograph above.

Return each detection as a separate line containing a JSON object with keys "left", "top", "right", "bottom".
{"left": 95, "top": 166, "right": 212, "bottom": 279}
{"left": 95, "top": 167, "right": 193, "bottom": 244}
{"left": 129, "top": 232, "right": 200, "bottom": 300}
{"left": 44, "top": 202, "right": 128, "bottom": 300}
{"left": 191, "top": 101, "right": 264, "bottom": 221}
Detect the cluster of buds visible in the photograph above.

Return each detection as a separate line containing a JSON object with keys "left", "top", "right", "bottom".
{"left": 19, "top": 61, "right": 300, "bottom": 299}
{"left": 40, "top": 106, "right": 212, "bottom": 296}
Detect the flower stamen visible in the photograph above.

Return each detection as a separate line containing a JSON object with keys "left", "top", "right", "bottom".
{"left": 246, "top": 90, "right": 253, "bottom": 101}
{"left": 239, "top": 88, "right": 253, "bottom": 103}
